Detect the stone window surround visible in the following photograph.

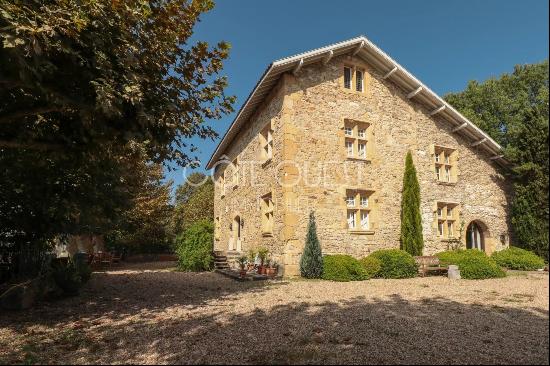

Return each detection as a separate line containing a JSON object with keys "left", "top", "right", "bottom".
{"left": 259, "top": 121, "right": 274, "bottom": 166}
{"left": 345, "top": 188, "right": 375, "bottom": 235}
{"left": 229, "top": 157, "right": 239, "bottom": 189}
{"left": 342, "top": 118, "right": 373, "bottom": 161}
{"left": 341, "top": 62, "right": 366, "bottom": 94}
{"left": 432, "top": 144, "right": 458, "bottom": 185}
{"left": 434, "top": 201, "right": 460, "bottom": 240}
{"left": 261, "top": 192, "right": 274, "bottom": 237}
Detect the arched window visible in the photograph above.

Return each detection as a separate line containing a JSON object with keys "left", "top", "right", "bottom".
{"left": 466, "top": 222, "right": 485, "bottom": 251}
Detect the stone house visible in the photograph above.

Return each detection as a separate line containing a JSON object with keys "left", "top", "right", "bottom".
{"left": 206, "top": 36, "right": 512, "bottom": 276}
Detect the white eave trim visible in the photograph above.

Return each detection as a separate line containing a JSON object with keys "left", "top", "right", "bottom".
{"left": 206, "top": 35, "right": 505, "bottom": 169}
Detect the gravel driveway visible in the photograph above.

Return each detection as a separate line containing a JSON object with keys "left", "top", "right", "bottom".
{"left": 1, "top": 262, "right": 548, "bottom": 365}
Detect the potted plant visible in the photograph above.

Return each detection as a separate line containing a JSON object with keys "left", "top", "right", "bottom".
{"left": 237, "top": 256, "right": 248, "bottom": 278}
{"left": 247, "top": 249, "right": 256, "bottom": 272}
{"left": 257, "top": 247, "right": 269, "bottom": 275}
{"left": 266, "top": 261, "right": 278, "bottom": 277}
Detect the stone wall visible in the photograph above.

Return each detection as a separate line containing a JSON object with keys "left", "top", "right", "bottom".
{"left": 213, "top": 54, "right": 512, "bottom": 276}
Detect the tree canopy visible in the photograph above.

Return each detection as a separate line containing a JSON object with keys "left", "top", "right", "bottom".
{"left": 0, "top": 0, "right": 234, "bottom": 277}
{"left": 445, "top": 61, "right": 549, "bottom": 258}
{"left": 172, "top": 172, "right": 214, "bottom": 236}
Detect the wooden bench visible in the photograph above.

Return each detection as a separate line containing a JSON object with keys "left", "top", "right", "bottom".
{"left": 414, "top": 256, "right": 448, "bottom": 277}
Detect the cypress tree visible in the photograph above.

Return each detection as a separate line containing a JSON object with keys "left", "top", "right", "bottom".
{"left": 300, "top": 211, "right": 323, "bottom": 278}
{"left": 400, "top": 151, "right": 424, "bottom": 256}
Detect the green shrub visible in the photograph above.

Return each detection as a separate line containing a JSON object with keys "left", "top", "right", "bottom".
{"left": 300, "top": 211, "right": 323, "bottom": 279}
{"left": 436, "top": 250, "right": 506, "bottom": 279}
{"left": 175, "top": 219, "right": 214, "bottom": 272}
{"left": 321, "top": 255, "right": 368, "bottom": 282}
{"left": 400, "top": 151, "right": 424, "bottom": 256}
{"left": 359, "top": 256, "right": 382, "bottom": 279}
{"left": 491, "top": 247, "right": 545, "bottom": 270}
{"left": 52, "top": 260, "right": 82, "bottom": 295}
{"left": 369, "top": 249, "right": 418, "bottom": 279}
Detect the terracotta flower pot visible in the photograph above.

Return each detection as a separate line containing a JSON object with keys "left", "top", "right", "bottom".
{"left": 258, "top": 266, "right": 266, "bottom": 275}
{"left": 266, "top": 267, "right": 277, "bottom": 277}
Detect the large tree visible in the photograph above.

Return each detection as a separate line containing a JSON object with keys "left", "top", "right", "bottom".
{"left": 106, "top": 159, "right": 175, "bottom": 255}
{"left": 0, "top": 0, "right": 234, "bottom": 276}
{"left": 445, "top": 61, "right": 549, "bottom": 258}
{"left": 172, "top": 172, "right": 214, "bottom": 236}
{"left": 400, "top": 151, "right": 424, "bottom": 256}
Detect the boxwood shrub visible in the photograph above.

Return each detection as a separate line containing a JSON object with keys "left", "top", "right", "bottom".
{"left": 322, "top": 255, "right": 369, "bottom": 282}
{"left": 369, "top": 249, "right": 418, "bottom": 279}
{"left": 491, "top": 247, "right": 545, "bottom": 271}
{"left": 359, "top": 256, "right": 382, "bottom": 279}
{"left": 436, "top": 249, "right": 506, "bottom": 279}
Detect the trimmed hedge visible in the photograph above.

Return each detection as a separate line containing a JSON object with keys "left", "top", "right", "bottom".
{"left": 322, "top": 255, "right": 368, "bottom": 282}
{"left": 491, "top": 247, "right": 545, "bottom": 271}
{"left": 369, "top": 249, "right": 418, "bottom": 279}
{"left": 175, "top": 219, "right": 214, "bottom": 272}
{"left": 359, "top": 256, "right": 382, "bottom": 279}
{"left": 436, "top": 250, "right": 506, "bottom": 279}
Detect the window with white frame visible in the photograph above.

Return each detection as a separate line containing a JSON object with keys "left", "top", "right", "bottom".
{"left": 347, "top": 210, "right": 356, "bottom": 229}
{"left": 261, "top": 193, "right": 274, "bottom": 235}
{"left": 435, "top": 202, "right": 460, "bottom": 239}
{"left": 346, "top": 189, "right": 374, "bottom": 232}
{"left": 358, "top": 142, "right": 366, "bottom": 158}
{"left": 259, "top": 123, "right": 273, "bottom": 163}
{"left": 346, "top": 141, "right": 354, "bottom": 157}
{"left": 344, "top": 119, "right": 371, "bottom": 160}
{"left": 433, "top": 146, "right": 457, "bottom": 183}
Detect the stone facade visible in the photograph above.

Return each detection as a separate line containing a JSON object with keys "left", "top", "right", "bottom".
{"left": 213, "top": 53, "right": 512, "bottom": 276}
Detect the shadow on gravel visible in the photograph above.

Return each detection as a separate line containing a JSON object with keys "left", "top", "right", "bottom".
{"left": 1, "top": 265, "right": 548, "bottom": 365}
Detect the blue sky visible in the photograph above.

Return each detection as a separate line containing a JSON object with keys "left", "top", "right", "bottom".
{"left": 165, "top": 0, "right": 549, "bottom": 189}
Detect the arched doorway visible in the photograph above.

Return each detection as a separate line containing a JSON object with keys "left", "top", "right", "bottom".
{"left": 466, "top": 221, "right": 485, "bottom": 251}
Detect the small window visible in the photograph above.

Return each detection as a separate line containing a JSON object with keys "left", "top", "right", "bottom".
{"left": 261, "top": 193, "right": 274, "bottom": 235}
{"left": 445, "top": 167, "right": 451, "bottom": 182}
{"left": 343, "top": 119, "right": 371, "bottom": 160}
{"left": 344, "top": 67, "right": 352, "bottom": 89}
{"left": 346, "top": 141, "right": 354, "bottom": 157}
{"left": 347, "top": 210, "right": 356, "bottom": 229}
{"left": 358, "top": 143, "right": 366, "bottom": 158}
{"left": 447, "top": 222, "right": 454, "bottom": 237}
{"left": 260, "top": 123, "right": 274, "bottom": 163}
{"left": 356, "top": 70, "right": 364, "bottom": 92}
{"left": 435, "top": 202, "right": 460, "bottom": 239}
{"left": 360, "top": 211, "right": 369, "bottom": 230}
{"left": 346, "top": 189, "right": 374, "bottom": 232}
{"left": 434, "top": 146, "right": 457, "bottom": 183}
